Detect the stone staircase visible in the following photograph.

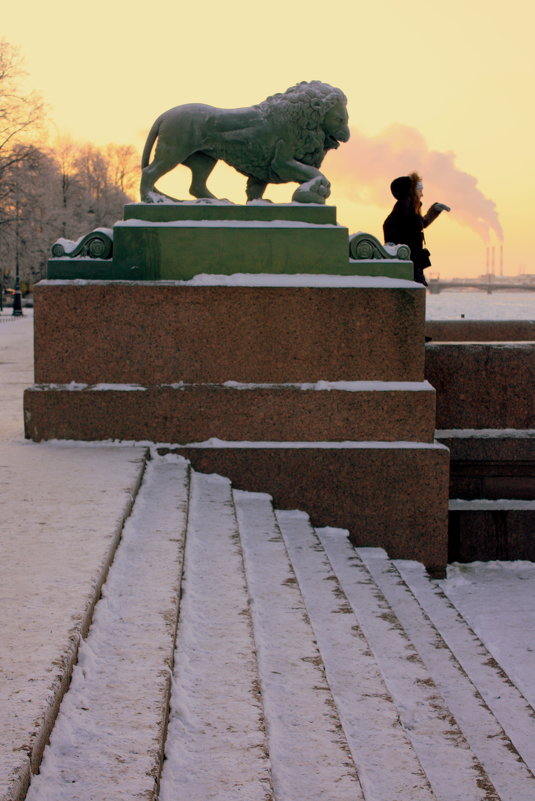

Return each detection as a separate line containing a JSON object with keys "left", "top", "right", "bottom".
{"left": 20, "top": 453, "right": 535, "bottom": 801}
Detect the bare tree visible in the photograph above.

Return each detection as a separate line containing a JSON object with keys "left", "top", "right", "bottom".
{"left": 0, "top": 145, "right": 61, "bottom": 286}
{"left": 0, "top": 40, "right": 139, "bottom": 287}
{"left": 52, "top": 135, "right": 85, "bottom": 238}
{"left": 0, "top": 39, "right": 45, "bottom": 189}
{"left": 0, "top": 40, "right": 45, "bottom": 291}
{"left": 68, "top": 142, "right": 135, "bottom": 231}
{"left": 104, "top": 143, "right": 139, "bottom": 197}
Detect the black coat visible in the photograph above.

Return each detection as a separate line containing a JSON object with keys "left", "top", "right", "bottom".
{"left": 383, "top": 199, "right": 428, "bottom": 271}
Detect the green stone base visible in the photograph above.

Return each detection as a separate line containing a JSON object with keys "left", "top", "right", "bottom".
{"left": 47, "top": 257, "right": 412, "bottom": 281}
{"left": 47, "top": 259, "right": 145, "bottom": 280}
{"left": 123, "top": 201, "right": 337, "bottom": 224}
{"left": 348, "top": 260, "right": 413, "bottom": 280}
{"left": 113, "top": 219, "right": 350, "bottom": 280}
{"left": 46, "top": 203, "right": 414, "bottom": 281}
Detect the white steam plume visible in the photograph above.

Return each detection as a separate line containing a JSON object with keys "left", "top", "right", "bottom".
{"left": 330, "top": 124, "right": 503, "bottom": 243}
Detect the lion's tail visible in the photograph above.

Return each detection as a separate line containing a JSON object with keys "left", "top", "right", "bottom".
{"left": 141, "top": 116, "right": 162, "bottom": 168}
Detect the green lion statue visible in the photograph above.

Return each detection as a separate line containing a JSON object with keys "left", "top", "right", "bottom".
{"left": 140, "top": 81, "right": 349, "bottom": 204}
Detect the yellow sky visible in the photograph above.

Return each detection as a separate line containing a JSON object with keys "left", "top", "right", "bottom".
{"left": 4, "top": 0, "right": 535, "bottom": 279}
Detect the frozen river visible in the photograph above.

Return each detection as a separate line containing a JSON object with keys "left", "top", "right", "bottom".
{"left": 426, "top": 289, "right": 535, "bottom": 320}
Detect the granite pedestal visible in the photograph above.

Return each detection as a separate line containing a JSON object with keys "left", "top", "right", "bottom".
{"left": 25, "top": 204, "right": 449, "bottom": 572}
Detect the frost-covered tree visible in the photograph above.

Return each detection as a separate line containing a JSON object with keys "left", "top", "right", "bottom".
{"left": 50, "top": 139, "right": 136, "bottom": 238}
{"left": 0, "top": 40, "right": 44, "bottom": 195}
{"left": 72, "top": 143, "right": 130, "bottom": 229}
{"left": 0, "top": 145, "right": 63, "bottom": 286}
{"left": 103, "top": 143, "right": 138, "bottom": 198}
{"left": 1, "top": 140, "right": 138, "bottom": 285}
{"left": 0, "top": 40, "right": 138, "bottom": 287}
{"left": 0, "top": 40, "right": 45, "bottom": 289}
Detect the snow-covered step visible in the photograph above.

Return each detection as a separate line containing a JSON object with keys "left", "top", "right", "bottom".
{"left": 310, "top": 524, "right": 496, "bottom": 801}
{"left": 234, "top": 490, "right": 364, "bottom": 801}
{"left": 22, "top": 456, "right": 535, "bottom": 801}
{"left": 160, "top": 471, "right": 272, "bottom": 801}
{"left": 276, "top": 511, "right": 437, "bottom": 801}
{"left": 360, "top": 547, "right": 535, "bottom": 801}
{"left": 24, "top": 456, "right": 190, "bottom": 801}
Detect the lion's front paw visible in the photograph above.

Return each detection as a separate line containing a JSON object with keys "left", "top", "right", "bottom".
{"left": 292, "top": 177, "right": 331, "bottom": 204}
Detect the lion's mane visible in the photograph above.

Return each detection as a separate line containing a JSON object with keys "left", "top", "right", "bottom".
{"left": 213, "top": 81, "right": 347, "bottom": 184}
{"left": 257, "top": 81, "right": 348, "bottom": 167}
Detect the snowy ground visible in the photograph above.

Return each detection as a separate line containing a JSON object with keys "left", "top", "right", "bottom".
{"left": 0, "top": 309, "right": 147, "bottom": 800}
{"left": 439, "top": 561, "right": 535, "bottom": 708}
{"left": 1, "top": 296, "right": 535, "bottom": 800}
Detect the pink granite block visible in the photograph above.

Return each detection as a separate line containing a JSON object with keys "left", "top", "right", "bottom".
{"left": 33, "top": 282, "right": 426, "bottom": 385}
{"left": 436, "top": 434, "right": 535, "bottom": 501}
{"left": 449, "top": 461, "right": 535, "bottom": 501}
{"left": 23, "top": 383, "right": 437, "bottom": 444}
{"left": 449, "top": 508, "right": 535, "bottom": 562}
{"left": 163, "top": 444, "right": 449, "bottom": 573}
{"left": 425, "top": 320, "right": 535, "bottom": 342}
{"left": 436, "top": 436, "right": 535, "bottom": 463}
{"left": 425, "top": 343, "right": 535, "bottom": 429}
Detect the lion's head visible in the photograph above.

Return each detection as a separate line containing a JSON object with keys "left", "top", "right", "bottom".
{"left": 258, "top": 81, "right": 350, "bottom": 168}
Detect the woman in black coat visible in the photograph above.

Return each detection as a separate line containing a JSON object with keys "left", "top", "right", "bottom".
{"left": 383, "top": 172, "right": 450, "bottom": 285}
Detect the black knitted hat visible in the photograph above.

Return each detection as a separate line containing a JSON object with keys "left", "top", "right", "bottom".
{"left": 390, "top": 176, "right": 412, "bottom": 200}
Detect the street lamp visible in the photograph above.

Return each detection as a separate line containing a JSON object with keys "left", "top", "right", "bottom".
{"left": 12, "top": 197, "right": 23, "bottom": 316}
{"left": 12, "top": 257, "right": 23, "bottom": 316}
